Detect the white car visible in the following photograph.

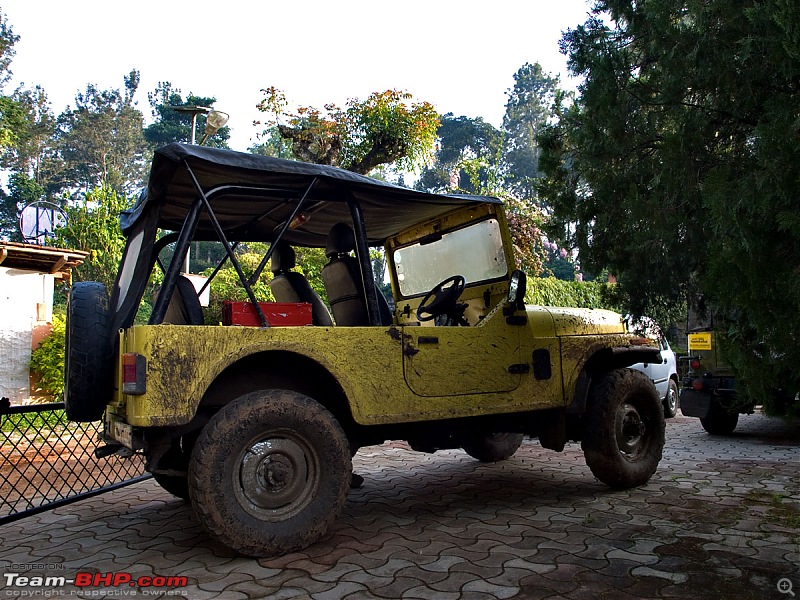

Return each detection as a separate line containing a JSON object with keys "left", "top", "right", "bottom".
{"left": 629, "top": 321, "right": 680, "bottom": 418}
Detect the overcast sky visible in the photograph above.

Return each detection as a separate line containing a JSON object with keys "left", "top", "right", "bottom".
{"left": 3, "top": 0, "right": 591, "bottom": 151}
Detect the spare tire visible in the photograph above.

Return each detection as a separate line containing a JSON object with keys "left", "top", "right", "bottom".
{"left": 64, "top": 282, "right": 114, "bottom": 422}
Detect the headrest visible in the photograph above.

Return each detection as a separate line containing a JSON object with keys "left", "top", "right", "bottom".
{"left": 270, "top": 241, "right": 296, "bottom": 273}
{"left": 326, "top": 222, "right": 356, "bottom": 258}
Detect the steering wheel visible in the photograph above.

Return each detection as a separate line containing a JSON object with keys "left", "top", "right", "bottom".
{"left": 416, "top": 275, "right": 466, "bottom": 322}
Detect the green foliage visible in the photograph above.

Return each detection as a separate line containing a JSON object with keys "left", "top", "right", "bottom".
{"left": 1, "top": 408, "right": 67, "bottom": 435}
{"left": 203, "top": 246, "right": 275, "bottom": 325}
{"left": 201, "top": 244, "right": 330, "bottom": 324}
{"left": 29, "top": 313, "right": 66, "bottom": 402}
{"left": 538, "top": 0, "right": 800, "bottom": 412}
{"left": 256, "top": 87, "right": 439, "bottom": 175}
{"left": 1, "top": 86, "right": 60, "bottom": 198}
{"left": 0, "top": 9, "right": 18, "bottom": 89}
{"left": 417, "top": 114, "right": 505, "bottom": 194}
{"left": 526, "top": 277, "right": 618, "bottom": 311}
{"left": 249, "top": 129, "right": 293, "bottom": 159}
{"left": 53, "top": 186, "right": 131, "bottom": 289}
{"left": 55, "top": 71, "right": 147, "bottom": 194}
{"left": 502, "top": 63, "right": 560, "bottom": 202}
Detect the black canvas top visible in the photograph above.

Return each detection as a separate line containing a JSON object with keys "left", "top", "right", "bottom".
{"left": 122, "top": 143, "right": 501, "bottom": 247}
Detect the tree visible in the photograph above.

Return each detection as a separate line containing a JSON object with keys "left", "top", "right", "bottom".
{"left": 502, "top": 63, "right": 559, "bottom": 202}
{"left": 144, "top": 81, "right": 230, "bottom": 149}
{"left": 256, "top": 87, "right": 439, "bottom": 175}
{"left": 416, "top": 114, "right": 504, "bottom": 194}
{"left": 248, "top": 129, "right": 293, "bottom": 159}
{"left": 55, "top": 71, "right": 147, "bottom": 194}
{"left": 0, "top": 9, "right": 17, "bottom": 89}
{"left": 538, "top": 0, "right": 800, "bottom": 413}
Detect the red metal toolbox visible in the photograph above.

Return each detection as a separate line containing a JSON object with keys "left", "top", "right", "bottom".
{"left": 222, "top": 301, "right": 313, "bottom": 327}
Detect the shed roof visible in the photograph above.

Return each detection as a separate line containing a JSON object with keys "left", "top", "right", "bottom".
{"left": 0, "top": 241, "right": 88, "bottom": 279}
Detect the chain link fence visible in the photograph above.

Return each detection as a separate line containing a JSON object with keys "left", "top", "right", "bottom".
{"left": 0, "top": 401, "right": 149, "bottom": 524}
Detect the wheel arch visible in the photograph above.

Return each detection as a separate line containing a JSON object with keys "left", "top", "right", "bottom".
{"left": 566, "top": 344, "right": 660, "bottom": 416}
{"left": 197, "top": 350, "right": 356, "bottom": 432}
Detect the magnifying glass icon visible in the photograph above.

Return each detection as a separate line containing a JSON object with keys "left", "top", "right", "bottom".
{"left": 778, "top": 579, "right": 795, "bottom": 597}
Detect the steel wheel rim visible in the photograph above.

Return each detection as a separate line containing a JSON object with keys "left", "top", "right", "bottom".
{"left": 666, "top": 386, "right": 678, "bottom": 413}
{"left": 616, "top": 402, "right": 647, "bottom": 458}
{"left": 234, "top": 430, "right": 320, "bottom": 519}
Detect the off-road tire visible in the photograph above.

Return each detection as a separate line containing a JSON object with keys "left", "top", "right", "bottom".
{"left": 64, "top": 282, "right": 113, "bottom": 422}
{"left": 700, "top": 401, "right": 739, "bottom": 435}
{"left": 663, "top": 379, "right": 680, "bottom": 419}
{"left": 462, "top": 433, "right": 524, "bottom": 462}
{"left": 188, "top": 390, "right": 351, "bottom": 557}
{"left": 582, "top": 369, "right": 665, "bottom": 489}
{"left": 152, "top": 473, "right": 190, "bottom": 501}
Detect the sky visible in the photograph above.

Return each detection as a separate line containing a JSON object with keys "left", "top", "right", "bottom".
{"left": 2, "top": 0, "right": 592, "bottom": 152}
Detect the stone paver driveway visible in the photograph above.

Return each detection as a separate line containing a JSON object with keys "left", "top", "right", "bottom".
{"left": 1, "top": 411, "right": 798, "bottom": 599}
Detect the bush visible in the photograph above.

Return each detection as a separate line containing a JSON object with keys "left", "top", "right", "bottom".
{"left": 526, "top": 277, "right": 618, "bottom": 310}
{"left": 29, "top": 313, "right": 66, "bottom": 402}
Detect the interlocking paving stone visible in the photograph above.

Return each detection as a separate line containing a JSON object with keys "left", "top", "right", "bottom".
{"left": 0, "top": 411, "right": 797, "bottom": 599}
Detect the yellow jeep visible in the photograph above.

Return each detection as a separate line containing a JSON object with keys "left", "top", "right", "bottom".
{"left": 64, "top": 143, "right": 664, "bottom": 556}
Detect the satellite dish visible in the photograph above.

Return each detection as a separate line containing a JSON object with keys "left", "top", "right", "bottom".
{"left": 19, "top": 201, "right": 67, "bottom": 245}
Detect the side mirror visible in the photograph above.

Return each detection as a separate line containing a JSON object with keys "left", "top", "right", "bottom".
{"left": 507, "top": 269, "right": 527, "bottom": 309}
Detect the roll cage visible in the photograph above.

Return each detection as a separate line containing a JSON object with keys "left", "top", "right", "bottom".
{"left": 109, "top": 143, "right": 502, "bottom": 334}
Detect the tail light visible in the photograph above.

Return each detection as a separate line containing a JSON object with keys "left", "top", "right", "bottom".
{"left": 690, "top": 358, "right": 701, "bottom": 371}
{"left": 692, "top": 379, "right": 704, "bottom": 391}
{"left": 122, "top": 353, "right": 147, "bottom": 395}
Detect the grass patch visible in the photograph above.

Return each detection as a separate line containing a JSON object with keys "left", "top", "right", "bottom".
{"left": 1, "top": 409, "right": 69, "bottom": 435}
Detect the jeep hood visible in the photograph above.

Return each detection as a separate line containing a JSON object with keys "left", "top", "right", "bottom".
{"left": 545, "top": 307, "right": 626, "bottom": 336}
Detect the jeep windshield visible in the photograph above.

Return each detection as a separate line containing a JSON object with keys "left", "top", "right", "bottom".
{"left": 393, "top": 218, "right": 508, "bottom": 297}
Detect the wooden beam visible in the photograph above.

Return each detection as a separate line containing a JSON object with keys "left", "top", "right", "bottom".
{"left": 50, "top": 256, "right": 67, "bottom": 274}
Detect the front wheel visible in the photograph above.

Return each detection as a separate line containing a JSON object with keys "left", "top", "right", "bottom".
{"left": 462, "top": 433, "right": 524, "bottom": 462}
{"left": 188, "top": 390, "right": 352, "bottom": 557}
{"left": 152, "top": 473, "right": 189, "bottom": 501}
{"left": 663, "top": 379, "right": 680, "bottom": 418}
{"left": 582, "top": 369, "right": 665, "bottom": 489}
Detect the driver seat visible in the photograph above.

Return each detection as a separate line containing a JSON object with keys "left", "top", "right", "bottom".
{"left": 321, "top": 222, "right": 392, "bottom": 326}
{"left": 269, "top": 242, "right": 334, "bottom": 326}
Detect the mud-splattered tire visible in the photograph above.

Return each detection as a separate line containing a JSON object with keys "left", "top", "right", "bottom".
{"left": 700, "top": 401, "right": 739, "bottom": 435}
{"left": 64, "top": 282, "right": 113, "bottom": 422}
{"left": 663, "top": 379, "right": 680, "bottom": 418}
{"left": 152, "top": 473, "right": 190, "bottom": 501}
{"left": 582, "top": 369, "right": 665, "bottom": 489}
{"left": 188, "top": 390, "right": 351, "bottom": 557}
{"left": 462, "top": 433, "right": 524, "bottom": 462}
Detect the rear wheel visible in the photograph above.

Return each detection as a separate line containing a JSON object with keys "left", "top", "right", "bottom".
{"left": 462, "top": 433, "right": 524, "bottom": 462}
{"left": 700, "top": 400, "right": 739, "bottom": 435}
{"left": 663, "top": 379, "right": 680, "bottom": 418}
{"left": 188, "top": 390, "right": 351, "bottom": 556}
{"left": 64, "top": 282, "right": 113, "bottom": 422}
{"left": 582, "top": 369, "right": 665, "bottom": 489}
